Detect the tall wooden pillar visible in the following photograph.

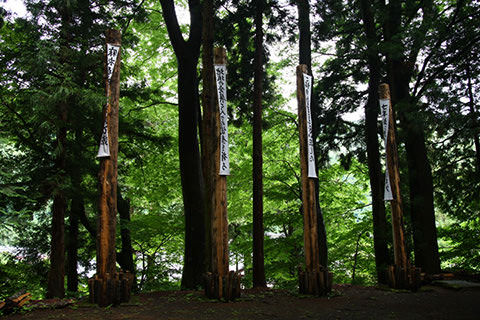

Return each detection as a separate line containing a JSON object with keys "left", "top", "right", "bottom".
{"left": 204, "top": 47, "right": 240, "bottom": 301}
{"left": 97, "top": 29, "right": 121, "bottom": 280}
{"left": 211, "top": 48, "right": 229, "bottom": 277}
{"left": 380, "top": 84, "right": 420, "bottom": 290}
{"left": 89, "top": 30, "right": 133, "bottom": 306}
{"left": 296, "top": 65, "right": 332, "bottom": 295}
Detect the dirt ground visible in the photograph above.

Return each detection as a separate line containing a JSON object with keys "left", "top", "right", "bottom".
{"left": 3, "top": 284, "right": 480, "bottom": 319}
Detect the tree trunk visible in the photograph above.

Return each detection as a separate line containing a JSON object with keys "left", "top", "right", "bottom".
{"left": 160, "top": 0, "right": 206, "bottom": 289}
{"left": 178, "top": 58, "right": 207, "bottom": 289}
{"left": 466, "top": 62, "right": 480, "bottom": 174}
{"left": 252, "top": 0, "right": 266, "bottom": 288}
{"left": 399, "top": 95, "right": 441, "bottom": 274}
{"left": 383, "top": 0, "right": 441, "bottom": 275}
{"left": 46, "top": 147, "right": 66, "bottom": 298}
{"left": 359, "top": 0, "right": 391, "bottom": 284}
{"left": 351, "top": 232, "right": 362, "bottom": 284}
{"left": 46, "top": 0, "right": 74, "bottom": 299}
{"left": 297, "top": 0, "right": 328, "bottom": 268}
{"left": 66, "top": 196, "right": 82, "bottom": 293}
{"left": 117, "top": 188, "right": 136, "bottom": 289}
{"left": 96, "top": 30, "right": 121, "bottom": 280}
{"left": 201, "top": 0, "right": 214, "bottom": 275}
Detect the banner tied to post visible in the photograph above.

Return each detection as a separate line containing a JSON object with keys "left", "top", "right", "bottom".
{"left": 380, "top": 99, "right": 393, "bottom": 201}
{"left": 303, "top": 73, "right": 317, "bottom": 178}
{"left": 215, "top": 64, "right": 230, "bottom": 175}
{"left": 106, "top": 44, "right": 120, "bottom": 83}
{"left": 97, "top": 119, "right": 110, "bottom": 158}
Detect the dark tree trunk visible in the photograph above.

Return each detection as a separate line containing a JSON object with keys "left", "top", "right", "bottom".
{"left": 252, "top": 0, "right": 266, "bottom": 288}
{"left": 66, "top": 196, "right": 82, "bottom": 293}
{"left": 46, "top": 3, "right": 70, "bottom": 296}
{"left": 384, "top": 0, "right": 441, "bottom": 274}
{"left": 47, "top": 146, "right": 66, "bottom": 298}
{"left": 117, "top": 188, "right": 136, "bottom": 279}
{"left": 359, "top": 0, "right": 391, "bottom": 284}
{"left": 178, "top": 57, "right": 207, "bottom": 289}
{"left": 201, "top": 0, "right": 214, "bottom": 274}
{"left": 396, "top": 84, "right": 440, "bottom": 274}
{"left": 297, "top": 0, "right": 328, "bottom": 268}
{"left": 160, "top": 0, "right": 206, "bottom": 289}
{"left": 466, "top": 62, "right": 480, "bottom": 174}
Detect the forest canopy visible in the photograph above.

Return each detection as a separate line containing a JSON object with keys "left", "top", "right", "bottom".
{"left": 0, "top": 0, "right": 479, "bottom": 300}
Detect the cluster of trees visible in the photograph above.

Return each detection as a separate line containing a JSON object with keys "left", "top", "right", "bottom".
{"left": 0, "top": 0, "right": 478, "bottom": 299}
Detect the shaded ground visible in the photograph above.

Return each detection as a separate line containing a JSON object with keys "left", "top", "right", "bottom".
{"left": 3, "top": 284, "right": 480, "bottom": 319}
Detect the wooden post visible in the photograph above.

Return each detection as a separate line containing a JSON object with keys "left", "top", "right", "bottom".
{"left": 88, "top": 29, "right": 132, "bottom": 306}
{"left": 212, "top": 47, "right": 229, "bottom": 279}
{"left": 379, "top": 84, "right": 420, "bottom": 290}
{"left": 203, "top": 47, "right": 240, "bottom": 301}
{"left": 97, "top": 28, "right": 121, "bottom": 281}
{"left": 296, "top": 65, "right": 332, "bottom": 295}
{"left": 379, "top": 84, "right": 407, "bottom": 270}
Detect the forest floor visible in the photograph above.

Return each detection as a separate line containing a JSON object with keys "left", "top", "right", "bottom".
{"left": 3, "top": 284, "right": 480, "bottom": 319}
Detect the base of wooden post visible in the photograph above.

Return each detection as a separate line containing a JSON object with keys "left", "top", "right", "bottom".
{"left": 204, "top": 271, "right": 241, "bottom": 301}
{"left": 88, "top": 271, "right": 134, "bottom": 307}
{"left": 298, "top": 267, "right": 333, "bottom": 296}
{"left": 387, "top": 265, "right": 421, "bottom": 291}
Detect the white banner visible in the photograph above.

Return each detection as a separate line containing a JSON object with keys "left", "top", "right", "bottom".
{"left": 214, "top": 64, "right": 230, "bottom": 175}
{"left": 97, "top": 119, "right": 110, "bottom": 158}
{"left": 106, "top": 44, "right": 120, "bottom": 83}
{"left": 303, "top": 73, "right": 317, "bottom": 178}
{"left": 380, "top": 98, "right": 393, "bottom": 201}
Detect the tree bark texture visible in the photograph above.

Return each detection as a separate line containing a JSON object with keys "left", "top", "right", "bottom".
{"left": 47, "top": 156, "right": 66, "bottom": 298}
{"left": 297, "top": 0, "right": 328, "bottom": 267}
{"left": 359, "top": 0, "right": 391, "bottom": 284}
{"left": 209, "top": 48, "right": 229, "bottom": 277}
{"left": 379, "top": 84, "right": 408, "bottom": 271}
{"left": 384, "top": 0, "right": 441, "bottom": 274}
{"left": 97, "top": 29, "right": 121, "bottom": 279}
{"left": 67, "top": 196, "right": 81, "bottom": 293}
{"left": 46, "top": 3, "right": 71, "bottom": 297}
{"left": 252, "top": 0, "right": 266, "bottom": 288}
{"left": 117, "top": 188, "right": 136, "bottom": 285}
{"left": 297, "top": 65, "right": 320, "bottom": 275}
{"left": 160, "top": 0, "right": 207, "bottom": 289}
{"left": 201, "top": 0, "right": 214, "bottom": 275}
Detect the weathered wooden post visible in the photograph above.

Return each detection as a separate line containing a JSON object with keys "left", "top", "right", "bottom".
{"left": 203, "top": 47, "right": 241, "bottom": 301}
{"left": 88, "top": 29, "right": 133, "bottom": 306}
{"left": 379, "top": 83, "right": 420, "bottom": 290}
{"left": 296, "top": 65, "right": 332, "bottom": 295}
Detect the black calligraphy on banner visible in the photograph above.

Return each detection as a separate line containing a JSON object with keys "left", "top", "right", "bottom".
{"left": 215, "top": 65, "right": 230, "bottom": 175}
{"left": 303, "top": 73, "right": 317, "bottom": 178}
{"left": 97, "top": 119, "right": 110, "bottom": 158}
{"left": 106, "top": 44, "right": 120, "bottom": 84}
{"left": 380, "top": 99, "right": 393, "bottom": 201}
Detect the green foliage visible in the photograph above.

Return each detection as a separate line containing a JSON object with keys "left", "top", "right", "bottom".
{"left": 0, "top": 253, "right": 48, "bottom": 300}
{"left": 0, "top": 0, "right": 479, "bottom": 299}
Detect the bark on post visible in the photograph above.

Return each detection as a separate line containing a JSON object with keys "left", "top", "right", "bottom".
{"left": 88, "top": 30, "right": 132, "bottom": 306}
{"left": 297, "top": 0, "right": 328, "bottom": 269}
{"left": 380, "top": 84, "right": 420, "bottom": 290}
{"left": 97, "top": 29, "right": 121, "bottom": 280}
{"left": 379, "top": 84, "right": 407, "bottom": 270}
{"left": 212, "top": 47, "right": 229, "bottom": 277}
{"left": 296, "top": 65, "right": 332, "bottom": 295}
{"left": 203, "top": 48, "right": 240, "bottom": 301}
